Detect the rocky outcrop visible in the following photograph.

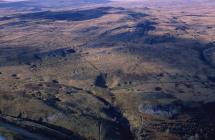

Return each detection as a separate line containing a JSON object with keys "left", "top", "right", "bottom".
{"left": 138, "top": 101, "right": 182, "bottom": 118}
{"left": 138, "top": 92, "right": 182, "bottom": 118}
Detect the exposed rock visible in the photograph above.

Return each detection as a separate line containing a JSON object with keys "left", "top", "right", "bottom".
{"left": 138, "top": 92, "right": 181, "bottom": 118}
{"left": 138, "top": 101, "right": 182, "bottom": 118}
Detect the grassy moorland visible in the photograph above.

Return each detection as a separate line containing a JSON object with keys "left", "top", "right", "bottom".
{"left": 0, "top": 0, "right": 215, "bottom": 139}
